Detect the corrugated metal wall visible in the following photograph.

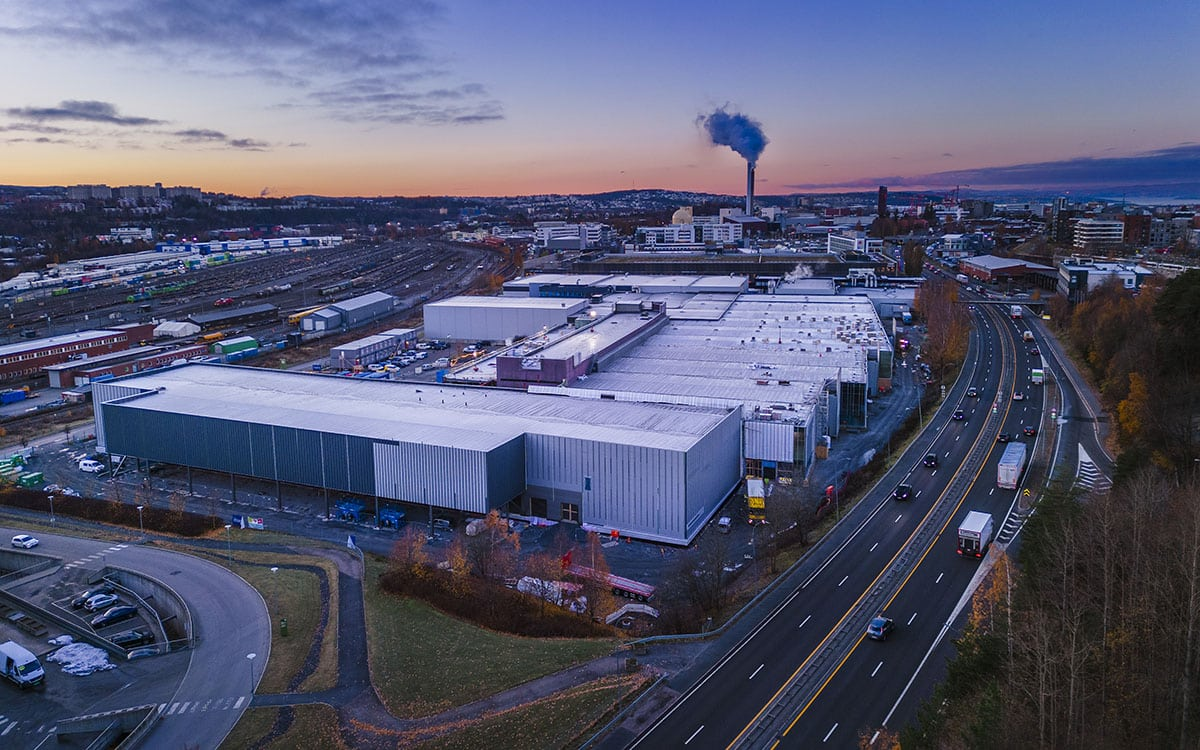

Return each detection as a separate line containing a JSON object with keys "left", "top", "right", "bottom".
{"left": 91, "top": 382, "right": 153, "bottom": 453}
{"left": 102, "top": 405, "right": 376, "bottom": 495}
{"left": 373, "top": 436, "right": 523, "bottom": 515}
{"left": 525, "top": 432, "right": 690, "bottom": 544}
{"left": 685, "top": 409, "right": 743, "bottom": 539}
{"left": 744, "top": 420, "right": 795, "bottom": 463}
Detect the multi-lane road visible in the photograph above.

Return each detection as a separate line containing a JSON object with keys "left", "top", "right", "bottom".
{"left": 632, "top": 297, "right": 1105, "bottom": 749}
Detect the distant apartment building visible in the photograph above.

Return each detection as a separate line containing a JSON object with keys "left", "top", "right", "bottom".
{"left": 940, "top": 233, "right": 987, "bottom": 258}
{"left": 1072, "top": 218, "right": 1125, "bottom": 250}
{"left": 827, "top": 230, "right": 882, "bottom": 255}
{"left": 532, "top": 221, "right": 611, "bottom": 251}
{"left": 636, "top": 221, "right": 741, "bottom": 250}
{"left": 1149, "top": 215, "right": 1196, "bottom": 248}
{"left": 1058, "top": 256, "right": 1154, "bottom": 302}
{"left": 66, "top": 184, "right": 113, "bottom": 200}
{"left": 163, "top": 186, "right": 202, "bottom": 200}
{"left": 118, "top": 184, "right": 163, "bottom": 201}
{"left": 1121, "top": 213, "right": 1151, "bottom": 246}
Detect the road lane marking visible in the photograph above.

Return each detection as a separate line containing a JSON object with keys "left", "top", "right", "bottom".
{"left": 935, "top": 572, "right": 944, "bottom": 584}
{"left": 869, "top": 542, "right": 879, "bottom": 552}
{"left": 167, "top": 703, "right": 180, "bottom": 715}
{"left": 799, "top": 615, "right": 811, "bottom": 629}
{"left": 2, "top": 722, "right": 15, "bottom": 736}
{"left": 894, "top": 515, "right": 903, "bottom": 523}
{"left": 233, "top": 696, "right": 245, "bottom": 709}
{"left": 685, "top": 725, "right": 704, "bottom": 744}
{"left": 823, "top": 723, "right": 838, "bottom": 742}
{"left": 838, "top": 575, "right": 848, "bottom": 587}
{"left": 871, "top": 661, "right": 883, "bottom": 677}
{"left": 990, "top": 488, "right": 995, "bottom": 495}
{"left": 908, "top": 612, "right": 917, "bottom": 625}
{"left": 750, "top": 664, "right": 764, "bottom": 680}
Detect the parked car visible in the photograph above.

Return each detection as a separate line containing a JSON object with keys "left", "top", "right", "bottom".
{"left": 867, "top": 615, "right": 895, "bottom": 641}
{"left": 91, "top": 605, "right": 138, "bottom": 629}
{"left": 78, "top": 458, "right": 106, "bottom": 473}
{"left": 923, "top": 453, "right": 938, "bottom": 468}
{"left": 72, "top": 584, "right": 114, "bottom": 609}
{"left": 10, "top": 534, "right": 38, "bottom": 549}
{"left": 892, "top": 484, "right": 913, "bottom": 501}
{"left": 966, "top": 386, "right": 979, "bottom": 398}
{"left": 213, "top": 297, "right": 234, "bottom": 307}
{"left": 952, "top": 409, "right": 965, "bottom": 421}
{"left": 84, "top": 593, "right": 119, "bottom": 612}
{"left": 110, "top": 629, "right": 153, "bottom": 648}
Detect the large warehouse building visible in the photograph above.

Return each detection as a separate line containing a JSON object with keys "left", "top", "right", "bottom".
{"left": 92, "top": 364, "right": 741, "bottom": 545}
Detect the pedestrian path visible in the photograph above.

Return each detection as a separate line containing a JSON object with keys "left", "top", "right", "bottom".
{"left": 62, "top": 542, "right": 130, "bottom": 569}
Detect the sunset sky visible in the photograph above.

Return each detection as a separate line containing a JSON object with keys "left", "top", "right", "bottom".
{"left": 2, "top": 0, "right": 1197, "bottom": 198}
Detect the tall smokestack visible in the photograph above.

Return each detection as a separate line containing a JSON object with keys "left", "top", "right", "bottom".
{"left": 878, "top": 185, "right": 888, "bottom": 218}
{"left": 746, "top": 163, "right": 755, "bottom": 216}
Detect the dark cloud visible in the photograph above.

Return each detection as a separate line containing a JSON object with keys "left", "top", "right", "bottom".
{"left": 2, "top": 1, "right": 502, "bottom": 127}
{"left": 228, "top": 138, "right": 268, "bottom": 150}
{"left": 174, "top": 128, "right": 228, "bottom": 142}
{"left": 5, "top": 99, "right": 162, "bottom": 126}
{"left": 310, "top": 82, "right": 503, "bottom": 125}
{"left": 788, "top": 144, "right": 1200, "bottom": 191}
{"left": 171, "top": 128, "right": 269, "bottom": 150}
{"left": 0, "top": 122, "right": 69, "bottom": 135}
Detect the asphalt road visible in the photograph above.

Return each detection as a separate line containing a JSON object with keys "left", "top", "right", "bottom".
{"left": 629, "top": 300, "right": 1044, "bottom": 749}
{"left": 0, "top": 525, "right": 269, "bottom": 749}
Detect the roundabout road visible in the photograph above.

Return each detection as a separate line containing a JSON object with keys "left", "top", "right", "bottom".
{"left": 1, "top": 525, "right": 270, "bottom": 749}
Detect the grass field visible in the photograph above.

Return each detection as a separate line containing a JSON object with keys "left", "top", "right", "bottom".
{"left": 219, "top": 704, "right": 348, "bottom": 750}
{"left": 406, "top": 673, "right": 650, "bottom": 749}
{"left": 362, "top": 554, "right": 618, "bottom": 718}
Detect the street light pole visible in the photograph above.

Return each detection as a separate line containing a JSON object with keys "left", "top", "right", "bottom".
{"left": 269, "top": 566, "right": 279, "bottom": 617}
{"left": 225, "top": 524, "right": 232, "bottom": 562}
{"left": 49, "top": 494, "right": 55, "bottom": 524}
{"left": 136, "top": 505, "right": 144, "bottom": 538}
{"left": 246, "top": 652, "right": 257, "bottom": 694}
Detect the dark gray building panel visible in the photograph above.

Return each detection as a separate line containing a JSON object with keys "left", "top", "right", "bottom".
{"left": 248, "top": 422, "right": 274, "bottom": 477}
{"left": 347, "top": 436, "right": 376, "bottom": 496}
{"left": 685, "top": 408, "right": 744, "bottom": 539}
{"left": 486, "top": 435, "right": 526, "bottom": 510}
{"left": 321, "top": 433, "right": 350, "bottom": 492}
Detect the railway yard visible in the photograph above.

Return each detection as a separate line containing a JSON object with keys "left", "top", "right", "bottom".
{"left": 0, "top": 237, "right": 511, "bottom": 357}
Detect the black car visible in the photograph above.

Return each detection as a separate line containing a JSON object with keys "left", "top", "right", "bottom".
{"left": 110, "top": 629, "right": 153, "bottom": 648}
{"left": 71, "top": 584, "right": 114, "bottom": 610}
{"left": 923, "top": 453, "right": 938, "bottom": 468}
{"left": 892, "top": 484, "right": 913, "bottom": 501}
{"left": 91, "top": 604, "right": 137, "bottom": 629}
{"left": 952, "top": 409, "right": 965, "bottom": 421}
{"left": 1024, "top": 425, "right": 1038, "bottom": 437}
{"left": 1029, "top": 346, "right": 1040, "bottom": 356}
{"left": 966, "top": 387, "right": 979, "bottom": 398}
{"left": 996, "top": 433, "right": 1011, "bottom": 443}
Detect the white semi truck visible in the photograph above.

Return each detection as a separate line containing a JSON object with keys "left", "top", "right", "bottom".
{"left": 0, "top": 640, "right": 45, "bottom": 688}
{"left": 997, "top": 441, "right": 1028, "bottom": 489}
{"left": 957, "top": 511, "right": 995, "bottom": 559}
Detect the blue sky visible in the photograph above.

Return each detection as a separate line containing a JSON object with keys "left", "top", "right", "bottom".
{"left": 1, "top": 0, "right": 1197, "bottom": 197}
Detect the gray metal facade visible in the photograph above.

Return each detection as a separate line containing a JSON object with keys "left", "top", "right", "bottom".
{"left": 91, "top": 366, "right": 736, "bottom": 545}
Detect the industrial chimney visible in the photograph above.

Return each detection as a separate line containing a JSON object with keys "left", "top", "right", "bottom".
{"left": 746, "top": 162, "right": 755, "bottom": 216}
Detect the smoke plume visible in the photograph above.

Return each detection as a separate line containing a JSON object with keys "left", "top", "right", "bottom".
{"left": 698, "top": 107, "right": 768, "bottom": 166}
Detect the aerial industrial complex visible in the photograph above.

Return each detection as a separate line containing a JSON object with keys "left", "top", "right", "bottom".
{"left": 91, "top": 275, "right": 894, "bottom": 544}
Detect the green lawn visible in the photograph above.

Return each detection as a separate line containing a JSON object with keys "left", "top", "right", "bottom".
{"left": 362, "top": 554, "right": 617, "bottom": 718}
{"left": 410, "top": 673, "right": 649, "bottom": 750}
{"left": 220, "top": 704, "right": 347, "bottom": 750}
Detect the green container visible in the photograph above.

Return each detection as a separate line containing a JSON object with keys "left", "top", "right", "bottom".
{"left": 17, "top": 472, "right": 44, "bottom": 488}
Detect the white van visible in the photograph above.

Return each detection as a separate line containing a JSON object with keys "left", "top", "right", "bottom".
{"left": 0, "top": 640, "right": 45, "bottom": 688}
{"left": 716, "top": 516, "right": 732, "bottom": 534}
{"left": 78, "top": 459, "right": 106, "bottom": 473}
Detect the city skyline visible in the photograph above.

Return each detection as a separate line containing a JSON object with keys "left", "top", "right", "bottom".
{"left": 2, "top": 0, "right": 1197, "bottom": 198}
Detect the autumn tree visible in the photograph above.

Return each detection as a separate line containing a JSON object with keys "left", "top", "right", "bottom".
{"left": 464, "top": 509, "right": 520, "bottom": 581}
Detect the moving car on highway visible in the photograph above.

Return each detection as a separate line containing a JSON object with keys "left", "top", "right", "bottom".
{"left": 867, "top": 615, "right": 895, "bottom": 641}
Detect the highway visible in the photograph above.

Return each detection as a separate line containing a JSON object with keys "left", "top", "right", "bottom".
{"left": 0, "top": 526, "right": 269, "bottom": 749}
{"left": 631, "top": 299, "right": 1057, "bottom": 749}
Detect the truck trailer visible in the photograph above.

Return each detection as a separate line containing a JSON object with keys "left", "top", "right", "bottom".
{"left": 957, "top": 511, "right": 994, "bottom": 559}
{"left": 1010, "top": 305, "right": 1023, "bottom": 319}
{"left": 0, "top": 640, "right": 45, "bottom": 688}
{"left": 997, "top": 441, "right": 1027, "bottom": 489}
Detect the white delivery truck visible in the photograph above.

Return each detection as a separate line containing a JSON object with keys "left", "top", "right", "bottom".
{"left": 957, "top": 511, "right": 994, "bottom": 559}
{"left": 997, "top": 441, "right": 1027, "bottom": 489}
{"left": 1010, "top": 304, "right": 1023, "bottom": 319}
{"left": 0, "top": 640, "right": 45, "bottom": 688}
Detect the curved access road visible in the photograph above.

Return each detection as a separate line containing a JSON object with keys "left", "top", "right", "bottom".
{"left": 0, "top": 525, "right": 269, "bottom": 749}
